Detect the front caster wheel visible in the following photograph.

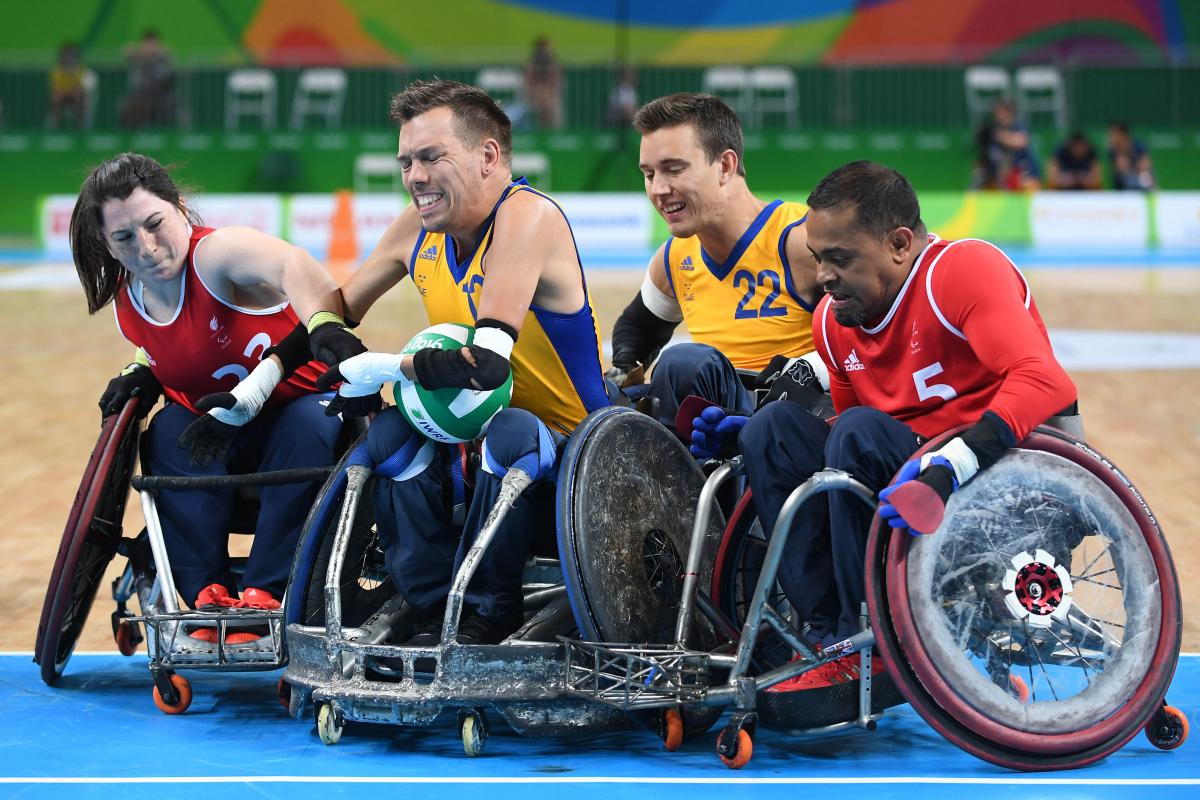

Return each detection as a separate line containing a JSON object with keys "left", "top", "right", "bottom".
{"left": 459, "top": 709, "right": 489, "bottom": 757}
{"left": 316, "top": 702, "right": 344, "bottom": 745}
{"left": 152, "top": 673, "right": 192, "bottom": 715}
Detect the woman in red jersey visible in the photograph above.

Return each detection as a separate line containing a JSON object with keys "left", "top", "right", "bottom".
{"left": 69, "top": 152, "right": 348, "bottom": 616}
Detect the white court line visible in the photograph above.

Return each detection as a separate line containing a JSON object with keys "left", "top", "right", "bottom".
{"left": 0, "top": 777, "right": 1197, "bottom": 786}
{"left": 5, "top": 650, "right": 1200, "bottom": 657}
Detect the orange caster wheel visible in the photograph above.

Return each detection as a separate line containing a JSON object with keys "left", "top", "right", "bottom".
{"left": 1145, "top": 705, "right": 1188, "bottom": 750}
{"left": 114, "top": 619, "right": 140, "bottom": 657}
{"left": 152, "top": 674, "right": 192, "bottom": 715}
{"left": 716, "top": 728, "right": 753, "bottom": 769}
{"left": 662, "top": 708, "right": 684, "bottom": 751}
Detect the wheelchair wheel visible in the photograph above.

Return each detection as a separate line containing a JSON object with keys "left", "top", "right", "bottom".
{"left": 710, "top": 490, "right": 794, "bottom": 669}
{"left": 35, "top": 400, "right": 141, "bottom": 685}
{"left": 285, "top": 432, "right": 393, "bottom": 630}
{"left": 867, "top": 426, "right": 1182, "bottom": 771}
{"left": 557, "top": 406, "right": 726, "bottom": 736}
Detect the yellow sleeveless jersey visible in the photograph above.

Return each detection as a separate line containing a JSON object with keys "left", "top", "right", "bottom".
{"left": 664, "top": 200, "right": 815, "bottom": 371}
{"left": 409, "top": 181, "right": 609, "bottom": 434}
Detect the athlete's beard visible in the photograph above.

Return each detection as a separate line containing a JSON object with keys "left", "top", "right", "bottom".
{"left": 827, "top": 285, "right": 870, "bottom": 327}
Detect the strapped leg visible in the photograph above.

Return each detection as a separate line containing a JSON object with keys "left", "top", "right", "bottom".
{"left": 459, "top": 408, "right": 563, "bottom": 625}
{"left": 647, "top": 343, "right": 753, "bottom": 430}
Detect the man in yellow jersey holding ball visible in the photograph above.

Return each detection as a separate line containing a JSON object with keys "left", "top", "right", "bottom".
{"left": 319, "top": 80, "right": 610, "bottom": 645}
{"left": 611, "top": 94, "right": 827, "bottom": 458}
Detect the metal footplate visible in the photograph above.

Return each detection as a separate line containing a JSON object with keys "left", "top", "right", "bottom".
{"left": 129, "top": 607, "right": 285, "bottom": 669}
{"left": 561, "top": 638, "right": 719, "bottom": 710}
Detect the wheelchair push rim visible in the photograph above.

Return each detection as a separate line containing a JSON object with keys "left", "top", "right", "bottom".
{"left": 35, "top": 399, "right": 141, "bottom": 685}
{"left": 868, "top": 425, "right": 1181, "bottom": 770}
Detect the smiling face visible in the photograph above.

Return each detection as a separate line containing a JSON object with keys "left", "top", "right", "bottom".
{"left": 806, "top": 204, "right": 918, "bottom": 328}
{"left": 398, "top": 105, "right": 497, "bottom": 234}
{"left": 100, "top": 186, "right": 190, "bottom": 286}
{"left": 638, "top": 123, "right": 729, "bottom": 238}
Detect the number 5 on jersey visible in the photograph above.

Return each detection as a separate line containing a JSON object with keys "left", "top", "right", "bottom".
{"left": 913, "top": 362, "right": 957, "bottom": 402}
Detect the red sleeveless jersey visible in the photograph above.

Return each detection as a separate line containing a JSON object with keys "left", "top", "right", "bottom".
{"left": 814, "top": 236, "right": 1075, "bottom": 441}
{"left": 113, "top": 226, "right": 326, "bottom": 415}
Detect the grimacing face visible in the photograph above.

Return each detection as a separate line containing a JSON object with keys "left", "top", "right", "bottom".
{"left": 100, "top": 186, "right": 190, "bottom": 286}
{"left": 638, "top": 123, "right": 727, "bottom": 238}
{"left": 806, "top": 205, "right": 912, "bottom": 328}
{"left": 398, "top": 105, "right": 487, "bottom": 234}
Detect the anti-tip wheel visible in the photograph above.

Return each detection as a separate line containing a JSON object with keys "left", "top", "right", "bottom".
{"left": 662, "top": 708, "right": 684, "bottom": 751}
{"left": 716, "top": 728, "right": 753, "bottom": 769}
{"left": 1145, "top": 705, "right": 1188, "bottom": 751}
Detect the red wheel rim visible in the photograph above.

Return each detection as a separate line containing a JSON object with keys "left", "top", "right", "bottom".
{"left": 883, "top": 428, "right": 1180, "bottom": 757}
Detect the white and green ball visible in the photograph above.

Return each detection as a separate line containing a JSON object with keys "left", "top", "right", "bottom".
{"left": 393, "top": 323, "right": 513, "bottom": 443}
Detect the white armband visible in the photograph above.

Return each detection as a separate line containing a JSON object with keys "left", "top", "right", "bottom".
{"left": 640, "top": 272, "right": 684, "bottom": 323}
{"left": 473, "top": 325, "right": 515, "bottom": 360}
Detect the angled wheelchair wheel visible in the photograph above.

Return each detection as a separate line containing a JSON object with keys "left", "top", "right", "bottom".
{"left": 557, "top": 406, "right": 726, "bottom": 735}
{"left": 35, "top": 400, "right": 141, "bottom": 685}
{"left": 285, "top": 432, "right": 393, "bottom": 630}
{"left": 710, "top": 490, "right": 794, "bottom": 670}
{"left": 868, "top": 426, "right": 1182, "bottom": 771}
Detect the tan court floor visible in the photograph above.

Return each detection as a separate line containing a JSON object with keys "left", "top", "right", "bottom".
{"left": 2, "top": 267, "right": 1197, "bottom": 655}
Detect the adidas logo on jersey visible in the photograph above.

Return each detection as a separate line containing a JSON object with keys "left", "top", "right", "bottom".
{"left": 680, "top": 255, "right": 694, "bottom": 271}
{"left": 418, "top": 244, "right": 439, "bottom": 261}
{"left": 843, "top": 349, "right": 866, "bottom": 372}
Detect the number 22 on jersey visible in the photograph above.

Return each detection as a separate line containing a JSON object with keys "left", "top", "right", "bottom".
{"left": 732, "top": 269, "right": 788, "bottom": 319}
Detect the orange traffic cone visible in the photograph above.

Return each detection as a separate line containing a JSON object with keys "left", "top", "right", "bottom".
{"left": 326, "top": 189, "right": 357, "bottom": 280}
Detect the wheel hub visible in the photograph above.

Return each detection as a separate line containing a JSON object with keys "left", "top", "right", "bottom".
{"left": 1002, "top": 548, "right": 1074, "bottom": 628}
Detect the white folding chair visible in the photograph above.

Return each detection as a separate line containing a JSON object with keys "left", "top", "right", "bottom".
{"left": 476, "top": 66, "right": 525, "bottom": 109}
{"left": 1014, "top": 65, "right": 1067, "bottom": 130}
{"left": 225, "top": 68, "right": 277, "bottom": 130}
{"left": 964, "top": 65, "right": 1011, "bottom": 128}
{"left": 701, "top": 66, "right": 752, "bottom": 120}
{"left": 353, "top": 153, "right": 401, "bottom": 194}
{"left": 749, "top": 66, "right": 798, "bottom": 128}
{"left": 289, "top": 68, "right": 346, "bottom": 130}
{"left": 511, "top": 151, "right": 551, "bottom": 189}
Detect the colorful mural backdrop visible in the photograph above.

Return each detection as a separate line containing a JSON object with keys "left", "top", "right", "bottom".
{"left": 2, "top": 0, "right": 1197, "bottom": 65}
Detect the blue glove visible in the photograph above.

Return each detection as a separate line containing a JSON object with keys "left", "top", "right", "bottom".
{"left": 877, "top": 454, "right": 959, "bottom": 535}
{"left": 689, "top": 405, "right": 749, "bottom": 459}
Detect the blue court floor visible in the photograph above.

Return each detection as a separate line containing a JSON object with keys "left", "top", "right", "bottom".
{"left": 1, "top": 653, "right": 1196, "bottom": 799}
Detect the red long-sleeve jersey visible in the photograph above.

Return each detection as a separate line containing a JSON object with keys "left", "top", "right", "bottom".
{"left": 813, "top": 236, "right": 1076, "bottom": 441}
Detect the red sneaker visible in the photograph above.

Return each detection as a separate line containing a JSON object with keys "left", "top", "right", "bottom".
{"left": 767, "top": 651, "right": 887, "bottom": 693}
{"left": 186, "top": 627, "right": 261, "bottom": 644}
{"left": 241, "top": 588, "right": 281, "bottom": 610}
{"left": 195, "top": 584, "right": 244, "bottom": 609}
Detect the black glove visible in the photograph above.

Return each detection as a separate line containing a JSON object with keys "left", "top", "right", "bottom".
{"left": 309, "top": 319, "right": 368, "bottom": 367}
{"left": 176, "top": 394, "right": 242, "bottom": 469}
{"left": 754, "top": 354, "right": 824, "bottom": 412}
{"left": 315, "top": 365, "right": 384, "bottom": 418}
{"left": 99, "top": 364, "right": 162, "bottom": 419}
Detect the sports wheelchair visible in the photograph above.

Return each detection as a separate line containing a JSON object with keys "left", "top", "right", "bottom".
{"left": 282, "top": 405, "right": 725, "bottom": 753}
{"left": 563, "top": 417, "right": 1189, "bottom": 770}
{"left": 34, "top": 398, "right": 346, "bottom": 713}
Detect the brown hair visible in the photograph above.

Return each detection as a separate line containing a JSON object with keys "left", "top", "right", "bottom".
{"left": 633, "top": 92, "right": 746, "bottom": 177}
{"left": 69, "top": 152, "right": 200, "bottom": 314}
{"left": 390, "top": 79, "right": 512, "bottom": 164}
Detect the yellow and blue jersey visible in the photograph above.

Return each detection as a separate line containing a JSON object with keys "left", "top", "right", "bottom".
{"left": 409, "top": 180, "right": 609, "bottom": 434}
{"left": 664, "top": 200, "right": 814, "bottom": 371}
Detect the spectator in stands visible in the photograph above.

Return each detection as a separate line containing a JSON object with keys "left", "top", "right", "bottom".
{"left": 1108, "top": 122, "right": 1155, "bottom": 191}
{"left": 1048, "top": 131, "right": 1103, "bottom": 190}
{"left": 119, "top": 29, "right": 175, "bottom": 129}
{"left": 605, "top": 66, "right": 638, "bottom": 127}
{"left": 974, "top": 98, "right": 1040, "bottom": 191}
{"left": 48, "top": 42, "right": 87, "bottom": 130}
{"left": 524, "top": 35, "right": 563, "bottom": 129}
